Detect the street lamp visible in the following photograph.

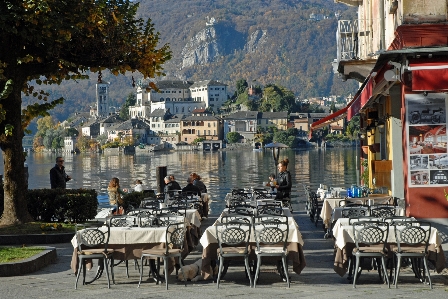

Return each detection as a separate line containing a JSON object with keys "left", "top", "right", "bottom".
{"left": 264, "top": 142, "right": 289, "bottom": 176}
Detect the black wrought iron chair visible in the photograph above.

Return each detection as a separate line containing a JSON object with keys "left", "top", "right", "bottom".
{"left": 137, "top": 214, "right": 159, "bottom": 227}
{"left": 341, "top": 207, "right": 368, "bottom": 218}
{"left": 257, "top": 202, "right": 283, "bottom": 216}
{"left": 310, "top": 192, "right": 323, "bottom": 227}
{"left": 221, "top": 214, "right": 253, "bottom": 224}
{"left": 215, "top": 221, "right": 253, "bottom": 288}
{"left": 138, "top": 222, "right": 187, "bottom": 290}
{"left": 351, "top": 221, "right": 390, "bottom": 288}
{"left": 75, "top": 223, "right": 115, "bottom": 289}
{"left": 392, "top": 221, "right": 432, "bottom": 289}
{"left": 157, "top": 214, "right": 185, "bottom": 226}
{"left": 370, "top": 206, "right": 396, "bottom": 218}
{"left": 107, "top": 216, "right": 139, "bottom": 278}
{"left": 253, "top": 215, "right": 289, "bottom": 288}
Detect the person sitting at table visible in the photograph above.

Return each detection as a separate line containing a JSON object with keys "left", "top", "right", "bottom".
{"left": 107, "top": 177, "right": 127, "bottom": 215}
{"left": 190, "top": 172, "right": 207, "bottom": 193}
{"left": 169, "top": 174, "right": 182, "bottom": 190}
{"left": 164, "top": 175, "right": 180, "bottom": 196}
{"left": 182, "top": 176, "right": 201, "bottom": 196}
{"left": 275, "top": 158, "right": 292, "bottom": 200}
{"left": 133, "top": 179, "right": 144, "bottom": 192}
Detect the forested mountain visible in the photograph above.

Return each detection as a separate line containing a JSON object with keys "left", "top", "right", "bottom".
{"left": 22, "top": 0, "right": 358, "bottom": 130}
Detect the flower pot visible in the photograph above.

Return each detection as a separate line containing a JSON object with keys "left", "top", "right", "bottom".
{"left": 369, "top": 143, "right": 380, "bottom": 153}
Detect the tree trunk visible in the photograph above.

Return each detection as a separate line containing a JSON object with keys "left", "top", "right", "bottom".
{"left": 0, "top": 76, "right": 33, "bottom": 225}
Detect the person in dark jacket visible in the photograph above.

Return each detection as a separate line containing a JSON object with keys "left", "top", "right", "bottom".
{"left": 275, "top": 158, "right": 291, "bottom": 200}
{"left": 190, "top": 172, "right": 207, "bottom": 193}
{"left": 50, "top": 157, "right": 71, "bottom": 189}
{"left": 169, "top": 174, "right": 182, "bottom": 190}
{"left": 182, "top": 177, "right": 201, "bottom": 196}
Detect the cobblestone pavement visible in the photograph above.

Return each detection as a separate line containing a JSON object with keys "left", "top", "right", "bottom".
{"left": 1, "top": 199, "right": 447, "bottom": 299}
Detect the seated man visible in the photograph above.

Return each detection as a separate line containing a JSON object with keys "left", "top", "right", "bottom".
{"left": 182, "top": 177, "right": 201, "bottom": 197}
{"left": 164, "top": 176, "right": 180, "bottom": 197}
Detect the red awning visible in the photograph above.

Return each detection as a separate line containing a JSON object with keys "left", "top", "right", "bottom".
{"left": 409, "top": 59, "right": 448, "bottom": 91}
{"left": 347, "top": 76, "right": 374, "bottom": 121}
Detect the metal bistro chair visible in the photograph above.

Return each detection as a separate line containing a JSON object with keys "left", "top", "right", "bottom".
{"left": 221, "top": 214, "right": 253, "bottom": 224}
{"left": 341, "top": 207, "right": 368, "bottom": 218}
{"left": 257, "top": 202, "right": 283, "bottom": 216}
{"left": 393, "top": 221, "right": 432, "bottom": 289}
{"left": 137, "top": 214, "right": 159, "bottom": 227}
{"left": 107, "top": 215, "right": 139, "bottom": 278}
{"left": 310, "top": 192, "right": 323, "bottom": 227}
{"left": 253, "top": 215, "right": 290, "bottom": 288}
{"left": 75, "top": 223, "right": 115, "bottom": 289}
{"left": 370, "top": 206, "right": 396, "bottom": 218}
{"left": 351, "top": 221, "right": 390, "bottom": 288}
{"left": 215, "top": 221, "right": 253, "bottom": 288}
{"left": 138, "top": 222, "right": 187, "bottom": 290}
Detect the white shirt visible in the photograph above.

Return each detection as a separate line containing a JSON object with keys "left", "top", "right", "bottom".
{"left": 134, "top": 184, "right": 143, "bottom": 192}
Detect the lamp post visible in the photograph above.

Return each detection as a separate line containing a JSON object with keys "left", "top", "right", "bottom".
{"left": 264, "top": 142, "right": 289, "bottom": 176}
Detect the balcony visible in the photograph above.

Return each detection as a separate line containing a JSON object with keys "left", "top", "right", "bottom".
{"left": 334, "top": 19, "right": 377, "bottom": 82}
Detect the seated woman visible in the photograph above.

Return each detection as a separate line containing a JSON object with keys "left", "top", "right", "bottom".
{"left": 190, "top": 172, "right": 207, "bottom": 194}
{"left": 107, "top": 177, "right": 127, "bottom": 214}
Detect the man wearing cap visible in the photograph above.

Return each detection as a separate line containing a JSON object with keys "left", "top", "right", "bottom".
{"left": 50, "top": 156, "right": 71, "bottom": 189}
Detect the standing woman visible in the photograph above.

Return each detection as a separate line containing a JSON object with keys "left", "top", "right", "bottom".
{"left": 107, "top": 177, "right": 127, "bottom": 214}
{"left": 275, "top": 158, "right": 293, "bottom": 211}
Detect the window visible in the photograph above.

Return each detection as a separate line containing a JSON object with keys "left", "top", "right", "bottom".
{"left": 215, "top": 94, "right": 219, "bottom": 96}
{"left": 208, "top": 130, "right": 210, "bottom": 135}
{"left": 210, "top": 98, "right": 214, "bottom": 101}
{"left": 266, "top": 119, "right": 268, "bottom": 124}
{"left": 179, "top": 91, "right": 181, "bottom": 93}
{"left": 222, "top": 88, "right": 225, "bottom": 90}
{"left": 166, "top": 91, "right": 170, "bottom": 93}
{"left": 208, "top": 123, "right": 210, "bottom": 127}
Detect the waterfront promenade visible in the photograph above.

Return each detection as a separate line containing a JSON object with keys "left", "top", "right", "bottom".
{"left": 1, "top": 198, "right": 447, "bottom": 299}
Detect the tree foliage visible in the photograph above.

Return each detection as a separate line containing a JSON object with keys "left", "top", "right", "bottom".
{"left": 259, "top": 84, "right": 298, "bottom": 112}
{"left": 226, "top": 132, "right": 242, "bottom": 143}
{"left": 119, "top": 92, "right": 137, "bottom": 120}
{"left": 0, "top": 0, "right": 171, "bottom": 225}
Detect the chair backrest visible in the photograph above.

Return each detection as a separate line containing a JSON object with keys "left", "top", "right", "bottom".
{"left": 257, "top": 203, "right": 283, "bottom": 215}
{"left": 107, "top": 215, "right": 138, "bottom": 227}
{"left": 215, "top": 222, "right": 251, "bottom": 255}
{"left": 126, "top": 208, "right": 157, "bottom": 217}
{"left": 254, "top": 192, "right": 273, "bottom": 200}
{"left": 342, "top": 207, "right": 368, "bottom": 218}
{"left": 383, "top": 216, "right": 415, "bottom": 224}
{"left": 138, "top": 214, "right": 158, "bottom": 227}
{"left": 348, "top": 216, "right": 377, "bottom": 225}
{"left": 164, "top": 222, "right": 186, "bottom": 254}
{"left": 394, "top": 221, "right": 431, "bottom": 252}
{"left": 253, "top": 215, "right": 289, "bottom": 251}
{"left": 221, "top": 214, "right": 253, "bottom": 224}
{"left": 370, "top": 206, "right": 396, "bottom": 218}
{"left": 228, "top": 205, "right": 255, "bottom": 216}
{"left": 75, "top": 223, "right": 110, "bottom": 252}
{"left": 352, "top": 221, "right": 389, "bottom": 250}
{"left": 140, "top": 199, "right": 160, "bottom": 209}
{"left": 158, "top": 214, "right": 185, "bottom": 226}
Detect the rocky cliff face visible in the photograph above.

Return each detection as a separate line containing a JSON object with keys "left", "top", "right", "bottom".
{"left": 181, "top": 24, "right": 265, "bottom": 69}
{"left": 245, "top": 29, "right": 268, "bottom": 53}
{"left": 181, "top": 26, "right": 221, "bottom": 69}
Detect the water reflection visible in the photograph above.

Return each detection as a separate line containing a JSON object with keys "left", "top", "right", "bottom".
{"left": 1, "top": 148, "right": 358, "bottom": 215}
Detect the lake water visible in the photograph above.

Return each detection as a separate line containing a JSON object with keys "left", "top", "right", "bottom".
{"left": 1, "top": 148, "right": 359, "bottom": 215}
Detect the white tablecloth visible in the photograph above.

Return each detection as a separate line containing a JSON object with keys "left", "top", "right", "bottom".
{"left": 332, "top": 218, "right": 441, "bottom": 250}
{"left": 200, "top": 215, "right": 303, "bottom": 248}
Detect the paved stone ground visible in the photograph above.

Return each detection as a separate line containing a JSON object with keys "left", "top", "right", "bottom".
{"left": 1, "top": 198, "right": 447, "bottom": 299}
